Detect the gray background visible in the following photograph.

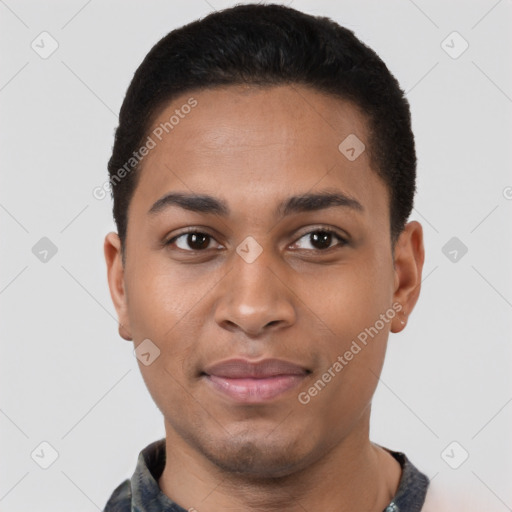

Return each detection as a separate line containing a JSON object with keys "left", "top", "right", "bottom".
{"left": 1, "top": 0, "right": 511, "bottom": 510}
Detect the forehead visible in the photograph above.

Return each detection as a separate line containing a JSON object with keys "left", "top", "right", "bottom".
{"left": 147, "top": 84, "right": 369, "bottom": 158}
{"left": 130, "top": 84, "right": 387, "bottom": 221}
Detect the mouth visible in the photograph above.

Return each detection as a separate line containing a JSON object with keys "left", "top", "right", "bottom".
{"left": 202, "top": 358, "right": 310, "bottom": 403}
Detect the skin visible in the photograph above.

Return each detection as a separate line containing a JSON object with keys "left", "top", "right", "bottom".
{"left": 105, "top": 84, "right": 424, "bottom": 512}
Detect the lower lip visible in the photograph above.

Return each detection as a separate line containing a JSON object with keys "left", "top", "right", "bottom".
{"left": 205, "top": 374, "right": 306, "bottom": 403}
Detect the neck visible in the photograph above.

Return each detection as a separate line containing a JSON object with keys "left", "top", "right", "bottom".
{"left": 158, "top": 411, "right": 401, "bottom": 512}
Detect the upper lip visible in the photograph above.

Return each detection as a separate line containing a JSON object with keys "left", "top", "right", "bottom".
{"left": 203, "top": 358, "right": 309, "bottom": 378}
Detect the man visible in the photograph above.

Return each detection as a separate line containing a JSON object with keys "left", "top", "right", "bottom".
{"left": 103, "top": 3, "right": 430, "bottom": 510}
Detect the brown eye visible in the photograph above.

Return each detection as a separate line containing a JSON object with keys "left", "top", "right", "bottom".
{"left": 186, "top": 233, "right": 210, "bottom": 250}
{"left": 310, "top": 231, "right": 334, "bottom": 249}
{"left": 168, "top": 232, "right": 215, "bottom": 251}
{"left": 291, "top": 229, "right": 347, "bottom": 251}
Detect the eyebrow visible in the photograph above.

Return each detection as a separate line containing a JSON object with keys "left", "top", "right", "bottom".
{"left": 148, "top": 190, "right": 364, "bottom": 217}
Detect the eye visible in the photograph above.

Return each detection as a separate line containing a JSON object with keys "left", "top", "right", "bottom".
{"left": 290, "top": 228, "right": 348, "bottom": 251}
{"left": 166, "top": 231, "right": 222, "bottom": 251}
{"left": 165, "top": 227, "right": 347, "bottom": 253}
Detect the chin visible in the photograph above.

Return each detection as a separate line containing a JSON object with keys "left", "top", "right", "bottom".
{"left": 207, "top": 441, "right": 305, "bottom": 479}
{"left": 192, "top": 426, "right": 312, "bottom": 479}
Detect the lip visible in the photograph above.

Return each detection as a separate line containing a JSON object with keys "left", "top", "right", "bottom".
{"left": 203, "top": 358, "right": 309, "bottom": 403}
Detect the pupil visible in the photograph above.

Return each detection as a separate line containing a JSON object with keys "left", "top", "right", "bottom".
{"left": 311, "top": 231, "right": 332, "bottom": 249}
{"left": 189, "top": 233, "right": 209, "bottom": 250}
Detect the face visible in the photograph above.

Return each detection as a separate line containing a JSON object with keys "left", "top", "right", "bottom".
{"left": 105, "top": 84, "right": 424, "bottom": 478}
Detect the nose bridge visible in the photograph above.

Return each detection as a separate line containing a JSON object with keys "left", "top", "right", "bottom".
{"left": 214, "top": 240, "right": 296, "bottom": 334}
{"left": 234, "top": 249, "right": 276, "bottom": 303}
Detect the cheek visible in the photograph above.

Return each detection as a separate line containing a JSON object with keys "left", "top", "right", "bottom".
{"left": 299, "top": 320, "right": 389, "bottom": 432}
{"left": 293, "top": 253, "right": 393, "bottom": 411}
{"left": 124, "top": 261, "right": 213, "bottom": 340}
{"left": 296, "top": 252, "right": 394, "bottom": 342}
{"left": 123, "top": 269, "right": 208, "bottom": 395}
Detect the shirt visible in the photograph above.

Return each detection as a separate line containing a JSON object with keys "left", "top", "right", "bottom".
{"left": 103, "top": 438, "right": 429, "bottom": 512}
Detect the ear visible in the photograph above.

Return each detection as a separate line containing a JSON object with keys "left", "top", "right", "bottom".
{"left": 390, "top": 221, "right": 425, "bottom": 333}
{"left": 104, "top": 232, "right": 133, "bottom": 341}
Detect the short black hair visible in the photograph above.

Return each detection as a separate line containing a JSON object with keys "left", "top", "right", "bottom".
{"left": 108, "top": 3, "right": 416, "bottom": 254}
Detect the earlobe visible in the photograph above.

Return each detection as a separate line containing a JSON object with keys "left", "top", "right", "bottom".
{"left": 104, "top": 232, "right": 133, "bottom": 341}
{"left": 390, "top": 221, "right": 425, "bottom": 334}
{"left": 390, "top": 308, "right": 408, "bottom": 333}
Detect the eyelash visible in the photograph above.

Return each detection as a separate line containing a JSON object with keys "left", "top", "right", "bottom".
{"left": 165, "top": 227, "right": 348, "bottom": 253}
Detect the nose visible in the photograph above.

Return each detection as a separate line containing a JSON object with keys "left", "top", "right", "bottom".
{"left": 213, "top": 247, "right": 297, "bottom": 337}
